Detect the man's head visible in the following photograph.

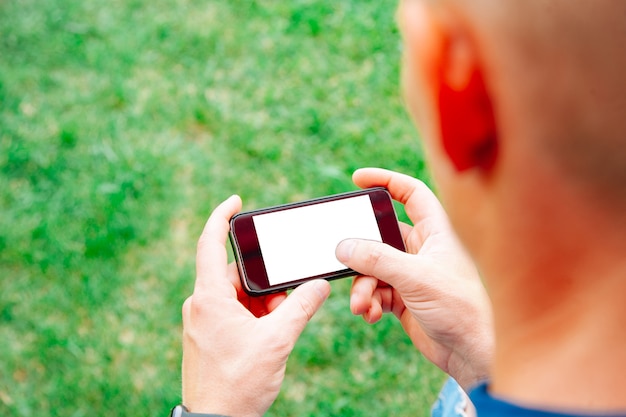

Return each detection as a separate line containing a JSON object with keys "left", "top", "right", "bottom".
{"left": 397, "top": 0, "right": 626, "bottom": 266}
{"left": 397, "top": 2, "right": 626, "bottom": 408}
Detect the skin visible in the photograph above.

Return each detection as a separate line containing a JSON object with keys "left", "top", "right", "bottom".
{"left": 336, "top": 168, "right": 493, "bottom": 391}
{"left": 380, "top": 0, "right": 626, "bottom": 411}
{"left": 181, "top": 0, "right": 626, "bottom": 414}
{"left": 182, "top": 195, "right": 330, "bottom": 416}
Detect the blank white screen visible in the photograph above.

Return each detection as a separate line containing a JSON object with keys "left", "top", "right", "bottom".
{"left": 252, "top": 195, "right": 382, "bottom": 286}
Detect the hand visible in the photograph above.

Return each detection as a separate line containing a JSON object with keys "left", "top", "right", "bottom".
{"left": 335, "top": 168, "right": 493, "bottom": 390}
{"left": 182, "top": 195, "right": 331, "bottom": 416}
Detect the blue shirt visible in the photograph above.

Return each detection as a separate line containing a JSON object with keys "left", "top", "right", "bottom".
{"left": 469, "top": 383, "right": 626, "bottom": 417}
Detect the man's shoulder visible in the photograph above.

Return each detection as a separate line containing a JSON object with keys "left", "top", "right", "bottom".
{"left": 468, "top": 382, "right": 626, "bottom": 417}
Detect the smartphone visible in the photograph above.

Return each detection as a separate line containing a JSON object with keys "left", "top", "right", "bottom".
{"left": 229, "top": 187, "right": 405, "bottom": 296}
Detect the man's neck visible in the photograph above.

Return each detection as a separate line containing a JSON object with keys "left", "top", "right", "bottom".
{"left": 490, "top": 263, "right": 626, "bottom": 412}
{"left": 484, "top": 180, "right": 626, "bottom": 412}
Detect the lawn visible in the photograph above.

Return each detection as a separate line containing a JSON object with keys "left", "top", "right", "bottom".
{"left": 0, "top": 0, "right": 445, "bottom": 415}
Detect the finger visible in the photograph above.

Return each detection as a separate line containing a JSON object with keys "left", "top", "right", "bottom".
{"left": 336, "top": 238, "right": 422, "bottom": 293}
{"left": 247, "top": 295, "right": 273, "bottom": 318}
{"left": 245, "top": 292, "right": 288, "bottom": 318}
{"left": 350, "top": 276, "right": 380, "bottom": 315}
{"left": 269, "top": 280, "right": 331, "bottom": 341}
{"left": 399, "top": 222, "right": 413, "bottom": 241}
{"left": 363, "top": 290, "right": 384, "bottom": 324}
{"left": 226, "top": 262, "right": 245, "bottom": 296}
{"left": 351, "top": 275, "right": 398, "bottom": 323}
{"left": 195, "top": 195, "right": 242, "bottom": 297}
{"left": 352, "top": 168, "right": 448, "bottom": 225}
{"left": 265, "top": 292, "right": 288, "bottom": 312}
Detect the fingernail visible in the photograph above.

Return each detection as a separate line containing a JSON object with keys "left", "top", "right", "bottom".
{"left": 350, "top": 292, "right": 361, "bottom": 314}
{"left": 336, "top": 239, "right": 356, "bottom": 263}
{"left": 313, "top": 280, "right": 331, "bottom": 300}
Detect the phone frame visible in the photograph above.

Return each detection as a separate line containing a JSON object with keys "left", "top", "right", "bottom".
{"left": 229, "top": 187, "right": 405, "bottom": 296}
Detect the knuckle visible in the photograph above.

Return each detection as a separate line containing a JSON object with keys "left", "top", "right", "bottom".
{"left": 196, "top": 233, "right": 211, "bottom": 253}
{"left": 270, "top": 331, "right": 295, "bottom": 355}
{"left": 182, "top": 296, "right": 193, "bottom": 318}
{"left": 187, "top": 294, "right": 214, "bottom": 319}
{"left": 297, "top": 295, "right": 317, "bottom": 322}
{"left": 363, "top": 243, "right": 389, "bottom": 274}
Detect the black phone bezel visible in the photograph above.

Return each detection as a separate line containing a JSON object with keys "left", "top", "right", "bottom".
{"left": 229, "top": 187, "right": 405, "bottom": 296}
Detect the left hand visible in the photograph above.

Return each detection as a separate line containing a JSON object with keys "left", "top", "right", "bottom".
{"left": 181, "top": 195, "right": 331, "bottom": 417}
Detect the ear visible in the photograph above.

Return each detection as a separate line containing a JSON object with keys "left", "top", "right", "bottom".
{"left": 437, "top": 28, "right": 498, "bottom": 172}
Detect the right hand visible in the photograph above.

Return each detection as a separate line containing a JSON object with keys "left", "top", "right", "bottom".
{"left": 335, "top": 168, "right": 493, "bottom": 390}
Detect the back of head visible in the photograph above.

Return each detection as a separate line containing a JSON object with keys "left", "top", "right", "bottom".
{"left": 457, "top": 0, "right": 626, "bottom": 208}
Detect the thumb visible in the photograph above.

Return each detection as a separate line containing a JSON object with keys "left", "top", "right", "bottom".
{"left": 336, "top": 239, "right": 417, "bottom": 293}
{"left": 269, "top": 279, "right": 331, "bottom": 339}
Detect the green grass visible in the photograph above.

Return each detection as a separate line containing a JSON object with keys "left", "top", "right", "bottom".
{"left": 0, "top": 0, "right": 445, "bottom": 415}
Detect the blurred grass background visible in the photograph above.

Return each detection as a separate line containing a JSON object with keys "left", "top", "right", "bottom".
{"left": 0, "top": 0, "right": 446, "bottom": 415}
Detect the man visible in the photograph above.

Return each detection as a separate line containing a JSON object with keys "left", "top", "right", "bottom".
{"left": 174, "top": 0, "right": 626, "bottom": 415}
